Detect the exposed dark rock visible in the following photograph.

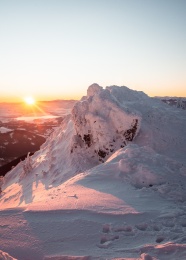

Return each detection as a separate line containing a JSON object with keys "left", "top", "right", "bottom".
{"left": 0, "top": 152, "right": 34, "bottom": 176}
{"left": 123, "top": 119, "right": 138, "bottom": 141}
{"left": 98, "top": 150, "right": 107, "bottom": 158}
{"left": 83, "top": 134, "right": 92, "bottom": 147}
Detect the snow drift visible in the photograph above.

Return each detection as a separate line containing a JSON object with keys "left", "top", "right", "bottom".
{"left": 0, "top": 84, "right": 186, "bottom": 260}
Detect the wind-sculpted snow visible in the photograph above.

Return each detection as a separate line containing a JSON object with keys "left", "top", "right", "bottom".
{"left": 106, "top": 144, "right": 186, "bottom": 201}
{"left": 71, "top": 83, "right": 141, "bottom": 162}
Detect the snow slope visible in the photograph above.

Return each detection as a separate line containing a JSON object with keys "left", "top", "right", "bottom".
{"left": 0, "top": 84, "right": 186, "bottom": 260}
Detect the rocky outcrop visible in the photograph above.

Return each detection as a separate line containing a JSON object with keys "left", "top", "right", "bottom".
{"left": 71, "top": 84, "right": 141, "bottom": 162}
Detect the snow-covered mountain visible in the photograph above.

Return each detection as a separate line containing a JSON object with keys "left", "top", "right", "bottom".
{"left": 0, "top": 84, "right": 186, "bottom": 260}
{"left": 155, "top": 96, "right": 186, "bottom": 110}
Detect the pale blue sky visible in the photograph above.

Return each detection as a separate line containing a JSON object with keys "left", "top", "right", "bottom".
{"left": 0, "top": 0, "right": 185, "bottom": 101}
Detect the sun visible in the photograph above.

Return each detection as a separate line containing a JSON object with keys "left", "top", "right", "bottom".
{"left": 24, "top": 96, "right": 35, "bottom": 105}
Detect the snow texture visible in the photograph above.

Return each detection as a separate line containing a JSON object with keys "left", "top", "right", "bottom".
{"left": 71, "top": 84, "right": 141, "bottom": 163}
{"left": 0, "top": 84, "right": 186, "bottom": 260}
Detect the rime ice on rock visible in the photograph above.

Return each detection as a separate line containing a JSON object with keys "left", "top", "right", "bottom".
{"left": 72, "top": 84, "right": 141, "bottom": 162}
{"left": 87, "top": 83, "right": 103, "bottom": 97}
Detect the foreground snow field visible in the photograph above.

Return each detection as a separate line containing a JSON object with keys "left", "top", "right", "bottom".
{"left": 0, "top": 84, "right": 186, "bottom": 260}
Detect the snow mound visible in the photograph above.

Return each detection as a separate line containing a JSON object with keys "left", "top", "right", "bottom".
{"left": 107, "top": 144, "right": 186, "bottom": 198}
{"left": 120, "top": 242, "right": 186, "bottom": 260}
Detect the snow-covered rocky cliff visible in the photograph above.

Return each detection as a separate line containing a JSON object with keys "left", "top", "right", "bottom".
{"left": 1, "top": 84, "right": 143, "bottom": 191}
{"left": 1, "top": 82, "right": 186, "bottom": 207}
{"left": 0, "top": 84, "right": 186, "bottom": 260}
{"left": 71, "top": 83, "right": 141, "bottom": 163}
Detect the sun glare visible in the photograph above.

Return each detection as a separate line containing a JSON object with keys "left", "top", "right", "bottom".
{"left": 24, "top": 96, "right": 35, "bottom": 105}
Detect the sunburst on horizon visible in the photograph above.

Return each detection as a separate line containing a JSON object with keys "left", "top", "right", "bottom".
{"left": 24, "top": 96, "right": 36, "bottom": 105}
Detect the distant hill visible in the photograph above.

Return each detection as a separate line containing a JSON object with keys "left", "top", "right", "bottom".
{"left": 155, "top": 96, "right": 186, "bottom": 110}
{"left": 0, "top": 129, "right": 45, "bottom": 168}
{"left": 0, "top": 99, "right": 76, "bottom": 170}
{"left": 0, "top": 152, "right": 34, "bottom": 176}
{"left": 0, "top": 99, "right": 77, "bottom": 119}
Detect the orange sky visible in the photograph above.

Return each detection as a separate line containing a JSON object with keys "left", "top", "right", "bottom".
{"left": 0, "top": 0, "right": 185, "bottom": 102}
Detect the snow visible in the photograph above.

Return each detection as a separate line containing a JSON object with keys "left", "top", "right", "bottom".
{"left": 0, "top": 127, "right": 12, "bottom": 133}
{"left": 0, "top": 250, "right": 17, "bottom": 260}
{"left": 87, "top": 83, "right": 103, "bottom": 97}
{"left": 0, "top": 84, "right": 186, "bottom": 260}
{"left": 71, "top": 84, "right": 141, "bottom": 163}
